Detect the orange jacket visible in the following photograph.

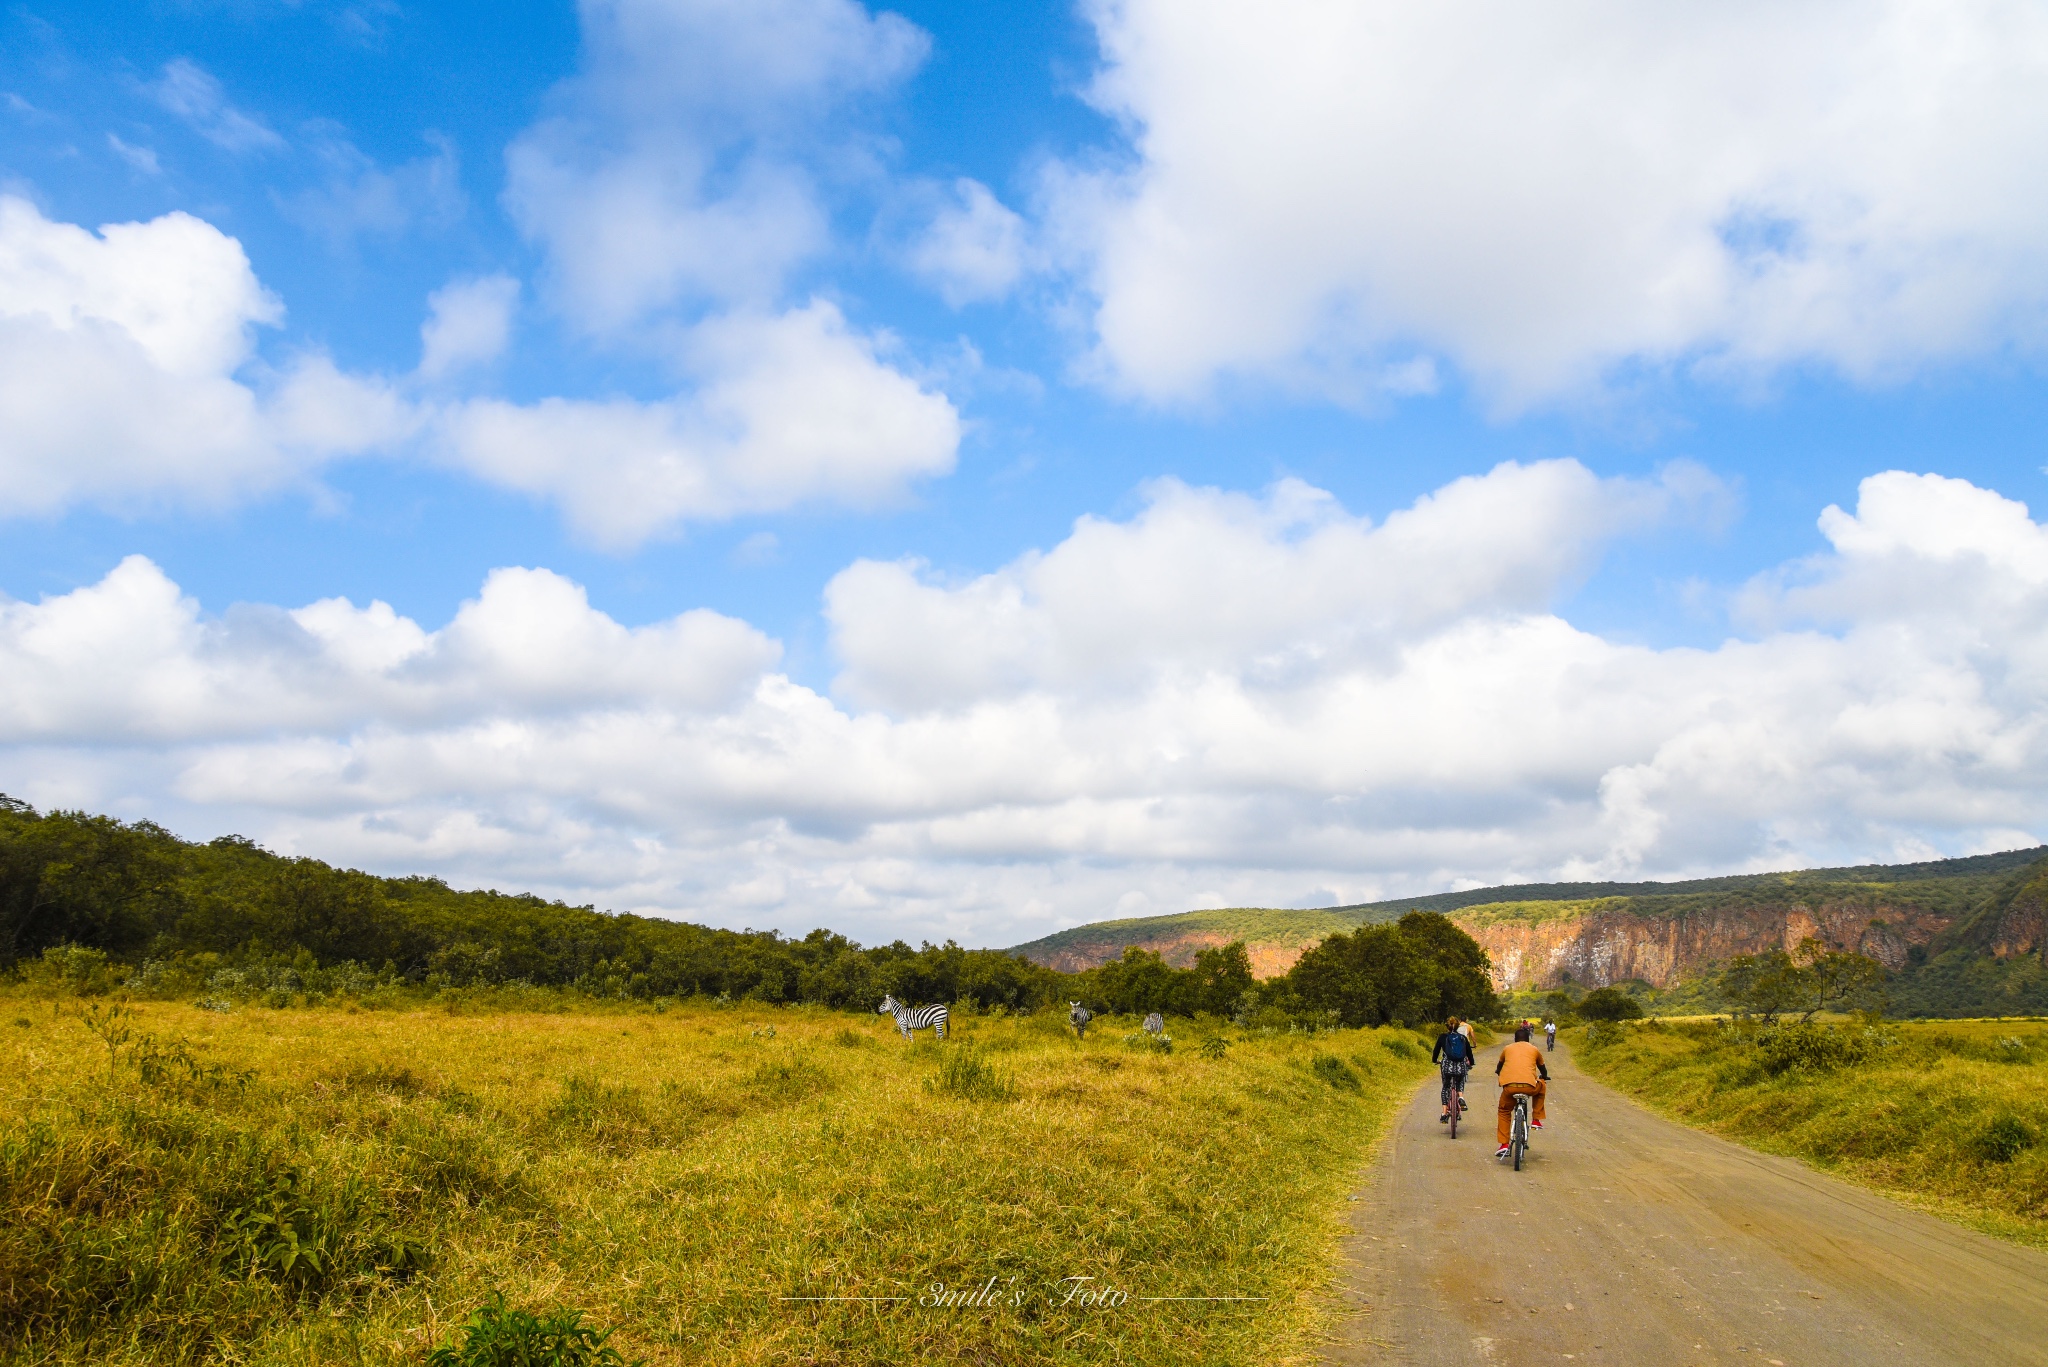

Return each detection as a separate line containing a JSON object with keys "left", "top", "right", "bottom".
{"left": 1496, "top": 1040, "right": 1550, "bottom": 1087}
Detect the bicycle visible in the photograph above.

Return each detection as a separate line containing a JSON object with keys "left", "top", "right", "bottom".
{"left": 1509, "top": 1092, "right": 1532, "bottom": 1170}
{"left": 1441, "top": 1063, "right": 1469, "bottom": 1138}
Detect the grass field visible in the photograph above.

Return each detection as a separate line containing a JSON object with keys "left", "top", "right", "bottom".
{"left": 0, "top": 993, "right": 1435, "bottom": 1366}
{"left": 1572, "top": 1016, "right": 2048, "bottom": 1246}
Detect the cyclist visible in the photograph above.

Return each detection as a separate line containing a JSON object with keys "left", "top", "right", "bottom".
{"left": 1544, "top": 1019, "right": 1557, "bottom": 1051}
{"left": 1495, "top": 1024, "right": 1550, "bottom": 1159}
{"left": 1431, "top": 1016, "right": 1475, "bottom": 1123}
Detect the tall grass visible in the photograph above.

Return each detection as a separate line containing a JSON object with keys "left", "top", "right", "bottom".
{"left": 0, "top": 994, "right": 1433, "bottom": 1365}
{"left": 1573, "top": 1017, "right": 2048, "bottom": 1245}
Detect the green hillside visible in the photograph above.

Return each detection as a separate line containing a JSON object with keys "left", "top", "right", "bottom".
{"left": 1012, "top": 846, "right": 2048, "bottom": 1016}
{"left": 1006, "top": 904, "right": 1373, "bottom": 968}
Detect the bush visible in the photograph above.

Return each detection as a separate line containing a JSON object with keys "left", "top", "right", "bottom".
{"left": 1973, "top": 1115, "right": 2038, "bottom": 1164}
{"left": 426, "top": 1295, "right": 637, "bottom": 1367}
{"left": 1753, "top": 1024, "right": 1876, "bottom": 1076}
{"left": 1577, "top": 987, "right": 1644, "bottom": 1022}
{"left": 1198, "top": 1035, "right": 1230, "bottom": 1060}
{"left": 925, "top": 1046, "right": 1017, "bottom": 1102}
{"left": 1309, "top": 1055, "right": 1363, "bottom": 1093}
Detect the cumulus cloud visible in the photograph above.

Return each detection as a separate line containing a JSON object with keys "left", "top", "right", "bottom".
{"left": 825, "top": 459, "right": 1727, "bottom": 711}
{"left": 419, "top": 275, "right": 519, "bottom": 379}
{"left": 505, "top": 0, "right": 928, "bottom": 331}
{"left": 436, "top": 299, "right": 960, "bottom": 548}
{"left": 0, "top": 197, "right": 411, "bottom": 515}
{"left": 908, "top": 178, "right": 1032, "bottom": 306}
{"left": 1054, "top": 0, "right": 2048, "bottom": 407}
{"left": 3, "top": 464, "right": 2043, "bottom": 946}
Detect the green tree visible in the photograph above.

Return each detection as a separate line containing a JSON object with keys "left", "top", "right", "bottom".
{"left": 1576, "top": 986, "right": 1643, "bottom": 1022}
{"left": 1792, "top": 938, "right": 1885, "bottom": 1021}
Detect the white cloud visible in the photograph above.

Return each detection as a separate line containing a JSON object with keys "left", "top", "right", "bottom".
{"left": 276, "top": 130, "right": 465, "bottom": 248}
{"left": 145, "top": 58, "right": 285, "bottom": 154}
{"left": 4, "top": 464, "right": 2043, "bottom": 946}
{"left": 909, "top": 178, "right": 1031, "bottom": 306}
{"left": 419, "top": 275, "right": 519, "bottom": 379}
{"left": 0, "top": 196, "right": 411, "bottom": 515}
{"left": 505, "top": 0, "right": 929, "bottom": 332}
{"left": 436, "top": 299, "right": 960, "bottom": 548}
{"left": 105, "top": 133, "right": 161, "bottom": 176}
{"left": 1054, "top": 0, "right": 2048, "bottom": 408}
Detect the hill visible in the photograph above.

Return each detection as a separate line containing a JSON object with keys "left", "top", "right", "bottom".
{"left": 1010, "top": 846, "right": 2048, "bottom": 1016}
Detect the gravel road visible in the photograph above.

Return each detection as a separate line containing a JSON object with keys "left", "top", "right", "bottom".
{"left": 1321, "top": 1038, "right": 2048, "bottom": 1366}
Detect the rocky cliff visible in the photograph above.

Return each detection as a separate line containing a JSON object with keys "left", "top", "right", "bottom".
{"left": 1007, "top": 848, "right": 2048, "bottom": 1004}
{"left": 1453, "top": 898, "right": 1945, "bottom": 991}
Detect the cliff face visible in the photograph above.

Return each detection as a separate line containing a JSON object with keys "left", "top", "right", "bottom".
{"left": 1988, "top": 875, "right": 2048, "bottom": 959}
{"left": 1454, "top": 900, "right": 1950, "bottom": 991}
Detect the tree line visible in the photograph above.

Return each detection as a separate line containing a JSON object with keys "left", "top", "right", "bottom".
{"left": 0, "top": 799, "right": 1498, "bottom": 1026}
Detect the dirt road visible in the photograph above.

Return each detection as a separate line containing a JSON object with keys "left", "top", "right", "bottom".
{"left": 1322, "top": 1039, "right": 2048, "bottom": 1366}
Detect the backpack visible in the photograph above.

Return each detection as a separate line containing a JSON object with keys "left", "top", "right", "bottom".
{"left": 1442, "top": 1031, "right": 1472, "bottom": 1065}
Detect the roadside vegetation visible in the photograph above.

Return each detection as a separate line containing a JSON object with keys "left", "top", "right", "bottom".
{"left": 1572, "top": 1016, "right": 2048, "bottom": 1246}
{"left": 0, "top": 990, "right": 1436, "bottom": 1365}
{"left": 0, "top": 798, "right": 1497, "bottom": 1030}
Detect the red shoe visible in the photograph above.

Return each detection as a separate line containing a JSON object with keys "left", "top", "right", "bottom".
{"left": 1531, "top": 1120, "right": 1543, "bottom": 1129}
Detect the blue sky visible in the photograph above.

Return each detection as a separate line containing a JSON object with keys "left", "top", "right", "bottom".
{"left": 4, "top": 0, "right": 2048, "bottom": 946}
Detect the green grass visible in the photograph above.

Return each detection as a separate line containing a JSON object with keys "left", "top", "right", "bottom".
{"left": 0, "top": 994, "right": 1434, "bottom": 1365}
{"left": 1572, "top": 1017, "right": 2048, "bottom": 1246}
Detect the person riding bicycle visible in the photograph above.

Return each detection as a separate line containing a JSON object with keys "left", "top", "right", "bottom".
{"left": 1495, "top": 1024, "right": 1550, "bottom": 1159}
{"left": 1544, "top": 1019, "right": 1557, "bottom": 1051}
{"left": 1431, "top": 1016, "right": 1475, "bottom": 1123}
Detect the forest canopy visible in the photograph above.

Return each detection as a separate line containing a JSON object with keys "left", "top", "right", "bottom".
{"left": 0, "top": 798, "right": 1497, "bottom": 1025}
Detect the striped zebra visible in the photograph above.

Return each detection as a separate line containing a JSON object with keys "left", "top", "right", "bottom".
{"left": 1069, "top": 1002, "right": 1093, "bottom": 1038}
{"left": 878, "top": 993, "right": 949, "bottom": 1040}
{"left": 1143, "top": 1012, "right": 1165, "bottom": 1037}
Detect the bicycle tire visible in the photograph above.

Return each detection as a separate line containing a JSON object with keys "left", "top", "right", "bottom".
{"left": 1511, "top": 1095, "right": 1528, "bottom": 1170}
{"left": 1449, "top": 1089, "right": 1458, "bottom": 1139}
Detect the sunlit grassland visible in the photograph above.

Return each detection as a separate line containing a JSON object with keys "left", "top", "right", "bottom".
{"left": 1573, "top": 1016, "right": 2048, "bottom": 1247}
{"left": 0, "top": 995, "right": 1435, "bottom": 1365}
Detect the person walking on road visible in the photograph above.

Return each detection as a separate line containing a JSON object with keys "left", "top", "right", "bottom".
{"left": 1431, "top": 1017, "right": 1474, "bottom": 1122}
{"left": 1544, "top": 1020, "right": 1557, "bottom": 1051}
{"left": 1495, "top": 1025, "right": 1550, "bottom": 1158}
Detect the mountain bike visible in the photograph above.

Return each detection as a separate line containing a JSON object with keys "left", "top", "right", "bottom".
{"left": 1510, "top": 1093, "right": 1532, "bottom": 1170}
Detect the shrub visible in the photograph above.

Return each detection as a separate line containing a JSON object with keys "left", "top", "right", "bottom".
{"left": 1754, "top": 1024, "right": 1874, "bottom": 1076}
{"left": 925, "top": 1046, "right": 1017, "bottom": 1102}
{"left": 426, "top": 1295, "right": 637, "bottom": 1367}
{"left": 1973, "top": 1115, "right": 2038, "bottom": 1164}
{"left": 1309, "top": 1055, "right": 1363, "bottom": 1093}
{"left": 1577, "top": 987, "right": 1644, "bottom": 1022}
{"left": 1198, "top": 1035, "right": 1230, "bottom": 1060}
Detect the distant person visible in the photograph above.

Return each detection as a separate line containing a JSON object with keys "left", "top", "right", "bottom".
{"left": 1544, "top": 1020, "right": 1557, "bottom": 1051}
{"left": 1495, "top": 1025, "right": 1550, "bottom": 1159}
{"left": 1431, "top": 1016, "right": 1475, "bottom": 1122}
{"left": 1457, "top": 1018, "right": 1475, "bottom": 1044}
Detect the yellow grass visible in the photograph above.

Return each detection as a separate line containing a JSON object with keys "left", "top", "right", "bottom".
{"left": 1573, "top": 1016, "right": 2048, "bottom": 1248}
{"left": 1, "top": 995, "right": 1434, "bottom": 1365}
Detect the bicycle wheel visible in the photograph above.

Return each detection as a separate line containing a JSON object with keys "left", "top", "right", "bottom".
{"left": 1511, "top": 1096, "right": 1527, "bottom": 1171}
{"left": 1448, "top": 1083, "right": 1458, "bottom": 1139}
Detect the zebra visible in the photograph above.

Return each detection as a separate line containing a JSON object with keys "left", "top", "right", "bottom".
{"left": 878, "top": 993, "right": 949, "bottom": 1040}
{"left": 1143, "top": 1012, "right": 1165, "bottom": 1037}
{"left": 1069, "top": 1001, "right": 1093, "bottom": 1038}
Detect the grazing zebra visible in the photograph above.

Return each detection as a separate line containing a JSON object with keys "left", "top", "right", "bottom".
{"left": 878, "top": 993, "right": 949, "bottom": 1040}
{"left": 1143, "top": 1012, "right": 1165, "bottom": 1037}
{"left": 1069, "top": 1002, "right": 1093, "bottom": 1038}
